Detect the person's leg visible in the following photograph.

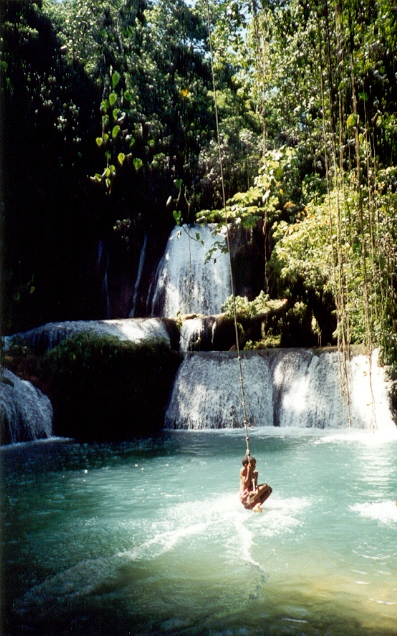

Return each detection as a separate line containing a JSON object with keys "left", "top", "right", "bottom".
{"left": 258, "top": 484, "right": 272, "bottom": 506}
{"left": 249, "top": 484, "right": 272, "bottom": 511}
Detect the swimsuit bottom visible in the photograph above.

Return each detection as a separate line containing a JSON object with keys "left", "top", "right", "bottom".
{"left": 239, "top": 489, "right": 254, "bottom": 509}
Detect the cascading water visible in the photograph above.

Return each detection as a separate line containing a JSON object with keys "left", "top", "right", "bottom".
{"left": 129, "top": 233, "right": 147, "bottom": 317}
{"left": 4, "top": 317, "right": 171, "bottom": 355}
{"left": 0, "top": 369, "right": 53, "bottom": 444}
{"left": 179, "top": 315, "right": 218, "bottom": 352}
{"left": 3, "top": 218, "right": 397, "bottom": 636}
{"left": 150, "top": 224, "right": 231, "bottom": 317}
{"left": 1, "top": 318, "right": 172, "bottom": 444}
{"left": 165, "top": 348, "right": 395, "bottom": 431}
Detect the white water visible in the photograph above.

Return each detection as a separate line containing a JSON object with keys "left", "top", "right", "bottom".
{"left": 151, "top": 224, "right": 231, "bottom": 317}
{"left": 2, "top": 318, "right": 171, "bottom": 444}
{"left": 0, "top": 369, "right": 53, "bottom": 443}
{"left": 179, "top": 315, "right": 218, "bottom": 352}
{"left": 166, "top": 348, "right": 395, "bottom": 431}
{"left": 2, "top": 430, "right": 397, "bottom": 635}
{"left": 5, "top": 317, "right": 171, "bottom": 354}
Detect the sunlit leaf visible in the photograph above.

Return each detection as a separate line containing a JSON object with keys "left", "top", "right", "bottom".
{"left": 347, "top": 113, "right": 358, "bottom": 128}
{"left": 111, "top": 71, "right": 120, "bottom": 89}
{"left": 173, "top": 210, "right": 182, "bottom": 225}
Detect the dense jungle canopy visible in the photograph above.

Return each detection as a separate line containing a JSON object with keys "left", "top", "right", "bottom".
{"left": 1, "top": 0, "right": 397, "bottom": 371}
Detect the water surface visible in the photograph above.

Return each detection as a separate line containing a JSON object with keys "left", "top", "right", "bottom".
{"left": 2, "top": 429, "right": 397, "bottom": 635}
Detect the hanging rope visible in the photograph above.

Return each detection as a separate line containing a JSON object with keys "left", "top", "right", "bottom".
{"left": 205, "top": 0, "right": 251, "bottom": 458}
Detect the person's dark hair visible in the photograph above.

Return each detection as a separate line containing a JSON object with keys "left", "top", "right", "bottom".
{"left": 242, "top": 455, "right": 256, "bottom": 465}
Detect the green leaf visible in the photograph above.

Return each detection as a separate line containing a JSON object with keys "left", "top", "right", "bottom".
{"left": 133, "top": 158, "right": 143, "bottom": 170}
{"left": 112, "top": 125, "right": 120, "bottom": 139}
{"left": 118, "top": 153, "right": 126, "bottom": 165}
{"left": 173, "top": 210, "right": 182, "bottom": 225}
{"left": 112, "top": 71, "right": 120, "bottom": 89}
{"left": 96, "top": 137, "right": 103, "bottom": 147}
{"left": 346, "top": 113, "right": 358, "bottom": 128}
{"left": 124, "top": 90, "right": 133, "bottom": 101}
{"left": 109, "top": 92, "right": 117, "bottom": 107}
{"left": 112, "top": 108, "right": 119, "bottom": 121}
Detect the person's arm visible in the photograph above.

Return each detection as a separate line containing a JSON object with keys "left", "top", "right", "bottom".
{"left": 240, "top": 466, "right": 251, "bottom": 490}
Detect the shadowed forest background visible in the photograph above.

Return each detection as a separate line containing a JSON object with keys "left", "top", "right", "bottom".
{"left": 1, "top": 0, "right": 397, "bottom": 369}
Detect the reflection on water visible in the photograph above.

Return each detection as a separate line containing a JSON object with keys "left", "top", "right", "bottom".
{"left": 2, "top": 429, "right": 397, "bottom": 635}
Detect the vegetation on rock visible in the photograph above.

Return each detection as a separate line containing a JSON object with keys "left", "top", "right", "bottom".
{"left": 44, "top": 334, "right": 182, "bottom": 439}
{"left": 1, "top": 0, "right": 396, "bottom": 373}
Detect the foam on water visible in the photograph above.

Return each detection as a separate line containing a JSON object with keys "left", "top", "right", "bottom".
{"left": 350, "top": 500, "right": 397, "bottom": 526}
{"left": 14, "top": 490, "right": 310, "bottom": 621}
{"left": 4, "top": 432, "right": 397, "bottom": 635}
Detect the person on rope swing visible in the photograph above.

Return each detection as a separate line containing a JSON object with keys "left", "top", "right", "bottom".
{"left": 239, "top": 455, "right": 272, "bottom": 512}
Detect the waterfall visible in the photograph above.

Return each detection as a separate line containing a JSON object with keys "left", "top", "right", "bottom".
{"left": 151, "top": 224, "right": 231, "bottom": 317}
{"left": 0, "top": 370, "right": 53, "bottom": 444}
{"left": 3, "top": 221, "right": 396, "bottom": 440}
{"left": 129, "top": 234, "right": 147, "bottom": 317}
{"left": 165, "top": 348, "right": 395, "bottom": 431}
{"left": 179, "top": 316, "right": 218, "bottom": 352}
{"left": 4, "top": 318, "right": 171, "bottom": 355}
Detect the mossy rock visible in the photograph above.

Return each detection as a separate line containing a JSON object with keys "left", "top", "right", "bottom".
{"left": 42, "top": 333, "right": 182, "bottom": 441}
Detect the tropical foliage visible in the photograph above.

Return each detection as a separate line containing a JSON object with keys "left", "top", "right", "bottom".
{"left": 1, "top": 0, "right": 396, "bottom": 372}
